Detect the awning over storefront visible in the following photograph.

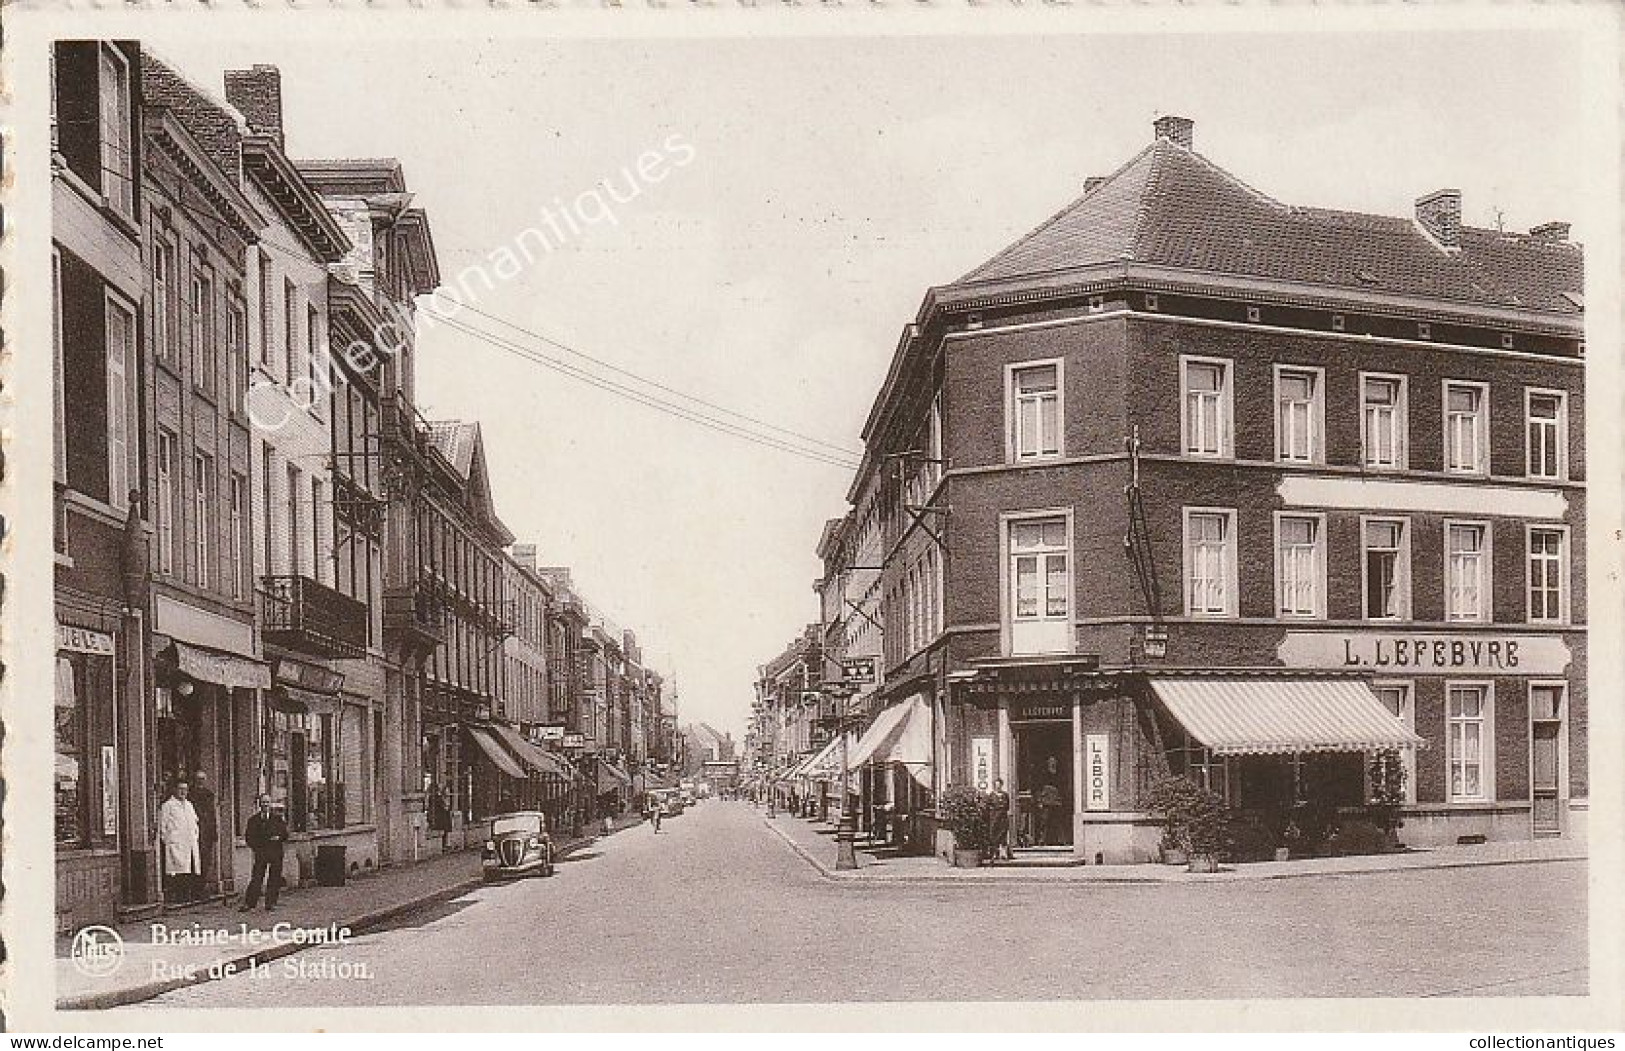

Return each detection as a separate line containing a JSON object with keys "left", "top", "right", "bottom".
{"left": 1149, "top": 677, "right": 1427, "bottom": 756}
{"left": 466, "top": 725, "right": 527, "bottom": 779}
{"left": 848, "top": 694, "right": 933, "bottom": 787}
{"left": 807, "top": 733, "right": 858, "bottom": 779}
{"left": 488, "top": 723, "right": 576, "bottom": 782}
{"left": 173, "top": 641, "right": 272, "bottom": 690}
{"left": 596, "top": 759, "right": 632, "bottom": 795}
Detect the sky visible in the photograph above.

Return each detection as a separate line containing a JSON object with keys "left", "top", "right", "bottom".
{"left": 150, "top": 27, "right": 1592, "bottom": 740}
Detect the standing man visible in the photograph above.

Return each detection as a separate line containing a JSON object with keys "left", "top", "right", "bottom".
{"left": 1036, "top": 757, "right": 1064, "bottom": 847}
{"left": 987, "top": 779, "right": 1012, "bottom": 863}
{"left": 191, "top": 769, "right": 219, "bottom": 897}
{"left": 240, "top": 794, "right": 289, "bottom": 912}
{"left": 157, "top": 781, "right": 201, "bottom": 904}
{"left": 650, "top": 793, "right": 664, "bottom": 833}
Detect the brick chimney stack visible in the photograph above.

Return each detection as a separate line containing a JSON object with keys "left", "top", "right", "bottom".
{"left": 223, "top": 65, "right": 285, "bottom": 150}
{"left": 510, "top": 543, "right": 538, "bottom": 571}
{"left": 1153, "top": 115, "right": 1194, "bottom": 150}
{"left": 1415, "top": 188, "right": 1462, "bottom": 249}
{"left": 1530, "top": 221, "right": 1571, "bottom": 243}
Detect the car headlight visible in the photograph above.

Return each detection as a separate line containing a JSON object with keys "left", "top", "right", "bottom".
{"left": 482, "top": 841, "right": 495, "bottom": 856}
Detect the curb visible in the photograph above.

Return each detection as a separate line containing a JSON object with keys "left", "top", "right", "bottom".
{"left": 59, "top": 835, "right": 607, "bottom": 1011}
{"left": 761, "top": 817, "right": 1584, "bottom": 888}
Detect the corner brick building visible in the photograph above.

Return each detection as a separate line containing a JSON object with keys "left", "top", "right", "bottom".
{"left": 845, "top": 116, "right": 1585, "bottom": 863}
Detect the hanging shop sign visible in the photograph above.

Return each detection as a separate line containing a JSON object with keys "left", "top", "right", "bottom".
{"left": 1278, "top": 632, "right": 1571, "bottom": 677}
{"left": 272, "top": 658, "right": 345, "bottom": 694}
{"left": 970, "top": 737, "right": 994, "bottom": 793}
{"left": 562, "top": 732, "right": 586, "bottom": 750}
{"left": 57, "top": 624, "right": 116, "bottom": 656}
{"left": 537, "top": 724, "right": 566, "bottom": 742}
{"left": 841, "top": 657, "right": 878, "bottom": 686}
{"left": 1084, "top": 734, "right": 1110, "bottom": 812}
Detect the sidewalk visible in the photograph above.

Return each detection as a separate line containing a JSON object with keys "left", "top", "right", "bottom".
{"left": 764, "top": 812, "right": 1587, "bottom": 885}
{"left": 57, "top": 817, "right": 642, "bottom": 1010}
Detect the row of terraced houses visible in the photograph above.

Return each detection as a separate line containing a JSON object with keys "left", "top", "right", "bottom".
{"left": 754, "top": 116, "right": 1587, "bottom": 865}
{"left": 53, "top": 43, "right": 677, "bottom": 931}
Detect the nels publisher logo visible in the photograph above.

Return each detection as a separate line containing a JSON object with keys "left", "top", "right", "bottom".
{"left": 70, "top": 925, "right": 125, "bottom": 978}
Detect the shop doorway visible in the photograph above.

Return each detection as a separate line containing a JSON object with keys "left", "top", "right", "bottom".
{"left": 1013, "top": 722, "right": 1072, "bottom": 847}
{"left": 1530, "top": 683, "right": 1565, "bottom": 837}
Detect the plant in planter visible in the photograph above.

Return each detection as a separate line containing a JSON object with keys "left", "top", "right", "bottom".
{"left": 1184, "top": 796, "right": 1231, "bottom": 873}
{"left": 1147, "top": 775, "right": 1221, "bottom": 867}
{"left": 1367, "top": 749, "right": 1408, "bottom": 848}
{"left": 936, "top": 785, "right": 992, "bottom": 868}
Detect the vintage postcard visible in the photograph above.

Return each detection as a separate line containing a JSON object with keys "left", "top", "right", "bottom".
{"left": 2, "top": 0, "right": 1622, "bottom": 1033}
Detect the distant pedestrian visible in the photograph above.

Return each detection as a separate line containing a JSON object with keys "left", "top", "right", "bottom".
{"left": 240, "top": 794, "right": 290, "bottom": 912}
{"left": 1036, "top": 757, "right": 1065, "bottom": 846}
{"left": 158, "top": 781, "right": 201, "bottom": 904}
{"left": 650, "top": 796, "right": 664, "bottom": 833}
{"left": 987, "top": 779, "right": 1012, "bottom": 862}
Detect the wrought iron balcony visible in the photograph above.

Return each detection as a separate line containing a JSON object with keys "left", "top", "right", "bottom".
{"left": 383, "top": 580, "right": 447, "bottom": 654}
{"left": 261, "top": 574, "right": 369, "bottom": 659}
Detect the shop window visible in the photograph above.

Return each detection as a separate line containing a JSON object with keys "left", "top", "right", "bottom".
{"left": 1446, "top": 683, "right": 1492, "bottom": 802}
{"left": 1361, "top": 373, "right": 1407, "bottom": 469}
{"left": 55, "top": 656, "right": 88, "bottom": 846}
{"left": 1362, "top": 517, "right": 1410, "bottom": 620}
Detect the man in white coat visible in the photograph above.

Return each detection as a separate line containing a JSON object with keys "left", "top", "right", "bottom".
{"left": 158, "top": 781, "right": 201, "bottom": 904}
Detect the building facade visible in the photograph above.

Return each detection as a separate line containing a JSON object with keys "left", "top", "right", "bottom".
{"left": 840, "top": 116, "right": 1585, "bottom": 862}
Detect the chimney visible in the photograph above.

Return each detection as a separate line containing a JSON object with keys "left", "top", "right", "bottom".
{"left": 1415, "top": 188, "right": 1462, "bottom": 249}
{"left": 1153, "top": 115, "right": 1194, "bottom": 150}
{"left": 1530, "top": 221, "right": 1571, "bottom": 243}
{"left": 223, "top": 65, "right": 285, "bottom": 149}
{"left": 510, "top": 543, "right": 537, "bottom": 571}
{"left": 1084, "top": 176, "right": 1108, "bottom": 193}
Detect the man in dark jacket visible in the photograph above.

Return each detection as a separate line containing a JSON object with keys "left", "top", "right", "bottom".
{"left": 240, "top": 795, "right": 289, "bottom": 912}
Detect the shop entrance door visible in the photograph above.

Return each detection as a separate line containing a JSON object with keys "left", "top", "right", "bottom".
{"left": 1013, "top": 722, "right": 1072, "bottom": 847}
{"left": 1530, "top": 684, "right": 1564, "bottom": 837}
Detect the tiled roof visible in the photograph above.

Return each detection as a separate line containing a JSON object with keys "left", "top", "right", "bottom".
{"left": 956, "top": 138, "right": 1582, "bottom": 316}
{"left": 427, "top": 420, "right": 478, "bottom": 479}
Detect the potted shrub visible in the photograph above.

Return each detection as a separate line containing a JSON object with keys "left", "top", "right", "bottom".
{"left": 1185, "top": 798, "right": 1231, "bottom": 873}
{"left": 1147, "top": 775, "right": 1212, "bottom": 866}
{"left": 1367, "top": 750, "right": 1408, "bottom": 849}
{"left": 937, "top": 785, "right": 991, "bottom": 868}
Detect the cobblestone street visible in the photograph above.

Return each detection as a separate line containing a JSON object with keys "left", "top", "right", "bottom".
{"left": 134, "top": 800, "right": 1587, "bottom": 1007}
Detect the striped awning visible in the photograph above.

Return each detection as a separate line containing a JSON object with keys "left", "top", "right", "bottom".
{"left": 1149, "top": 677, "right": 1427, "bottom": 756}
{"left": 848, "top": 694, "right": 934, "bottom": 787}
{"left": 466, "top": 725, "right": 527, "bottom": 780}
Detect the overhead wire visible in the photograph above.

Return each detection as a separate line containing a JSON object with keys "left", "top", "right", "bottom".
{"left": 435, "top": 315, "right": 863, "bottom": 471}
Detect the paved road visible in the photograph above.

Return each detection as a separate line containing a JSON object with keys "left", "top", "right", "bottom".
{"left": 139, "top": 800, "right": 1585, "bottom": 1005}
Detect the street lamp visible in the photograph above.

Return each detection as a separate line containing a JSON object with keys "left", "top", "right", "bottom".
{"left": 818, "top": 682, "right": 861, "bottom": 871}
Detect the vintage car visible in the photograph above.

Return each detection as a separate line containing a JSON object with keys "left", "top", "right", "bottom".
{"left": 481, "top": 811, "right": 555, "bottom": 880}
{"left": 648, "top": 789, "right": 684, "bottom": 816}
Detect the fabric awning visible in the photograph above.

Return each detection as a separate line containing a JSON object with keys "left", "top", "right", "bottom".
{"left": 174, "top": 641, "right": 272, "bottom": 690}
{"left": 596, "top": 759, "right": 631, "bottom": 794}
{"left": 466, "top": 725, "right": 527, "bottom": 779}
{"left": 1149, "top": 677, "right": 1428, "bottom": 756}
{"left": 807, "top": 733, "right": 858, "bottom": 779}
{"left": 794, "top": 735, "right": 845, "bottom": 781}
{"left": 488, "top": 723, "right": 576, "bottom": 781}
{"left": 848, "top": 695, "right": 934, "bottom": 787}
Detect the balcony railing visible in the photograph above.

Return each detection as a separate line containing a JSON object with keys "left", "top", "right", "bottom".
{"left": 383, "top": 580, "right": 447, "bottom": 652}
{"left": 261, "top": 574, "right": 369, "bottom": 659}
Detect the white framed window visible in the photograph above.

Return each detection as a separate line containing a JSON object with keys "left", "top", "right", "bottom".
{"left": 52, "top": 250, "right": 66, "bottom": 487}
{"left": 1371, "top": 681, "right": 1417, "bottom": 804}
{"left": 156, "top": 430, "right": 176, "bottom": 575}
{"left": 258, "top": 252, "right": 275, "bottom": 366}
{"left": 1445, "top": 521, "right": 1491, "bottom": 623}
{"left": 227, "top": 294, "right": 247, "bottom": 416}
{"left": 1360, "top": 373, "right": 1407, "bottom": 469}
{"left": 97, "top": 45, "right": 134, "bottom": 220}
{"left": 288, "top": 464, "right": 303, "bottom": 577}
{"left": 1181, "top": 356, "right": 1232, "bottom": 458}
{"left": 1008, "top": 361, "right": 1061, "bottom": 461}
{"left": 1446, "top": 681, "right": 1493, "bottom": 802}
{"left": 1184, "top": 508, "right": 1237, "bottom": 617}
{"left": 1274, "top": 512, "right": 1325, "bottom": 619}
{"left": 1526, "top": 525, "right": 1569, "bottom": 624}
{"left": 284, "top": 278, "right": 300, "bottom": 384}
{"left": 152, "top": 238, "right": 176, "bottom": 364}
{"left": 229, "top": 475, "right": 246, "bottom": 601}
{"left": 190, "top": 266, "right": 216, "bottom": 396}
{"left": 1274, "top": 365, "right": 1324, "bottom": 464}
{"left": 1525, "top": 388, "right": 1567, "bottom": 480}
{"left": 1444, "top": 380, "right": 1489, "bottom": 475}
{"left": 1361, "top": 516, "right": 1410, "bottom": 620}
{"left": 193, "top": 452, "right": 214, "bottom": 590}
{"left": 104, "top": 291, "right": 136, "bottom": 512}
{"left": 1010, "top": 517, "right": 1069, "bottom": 622}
